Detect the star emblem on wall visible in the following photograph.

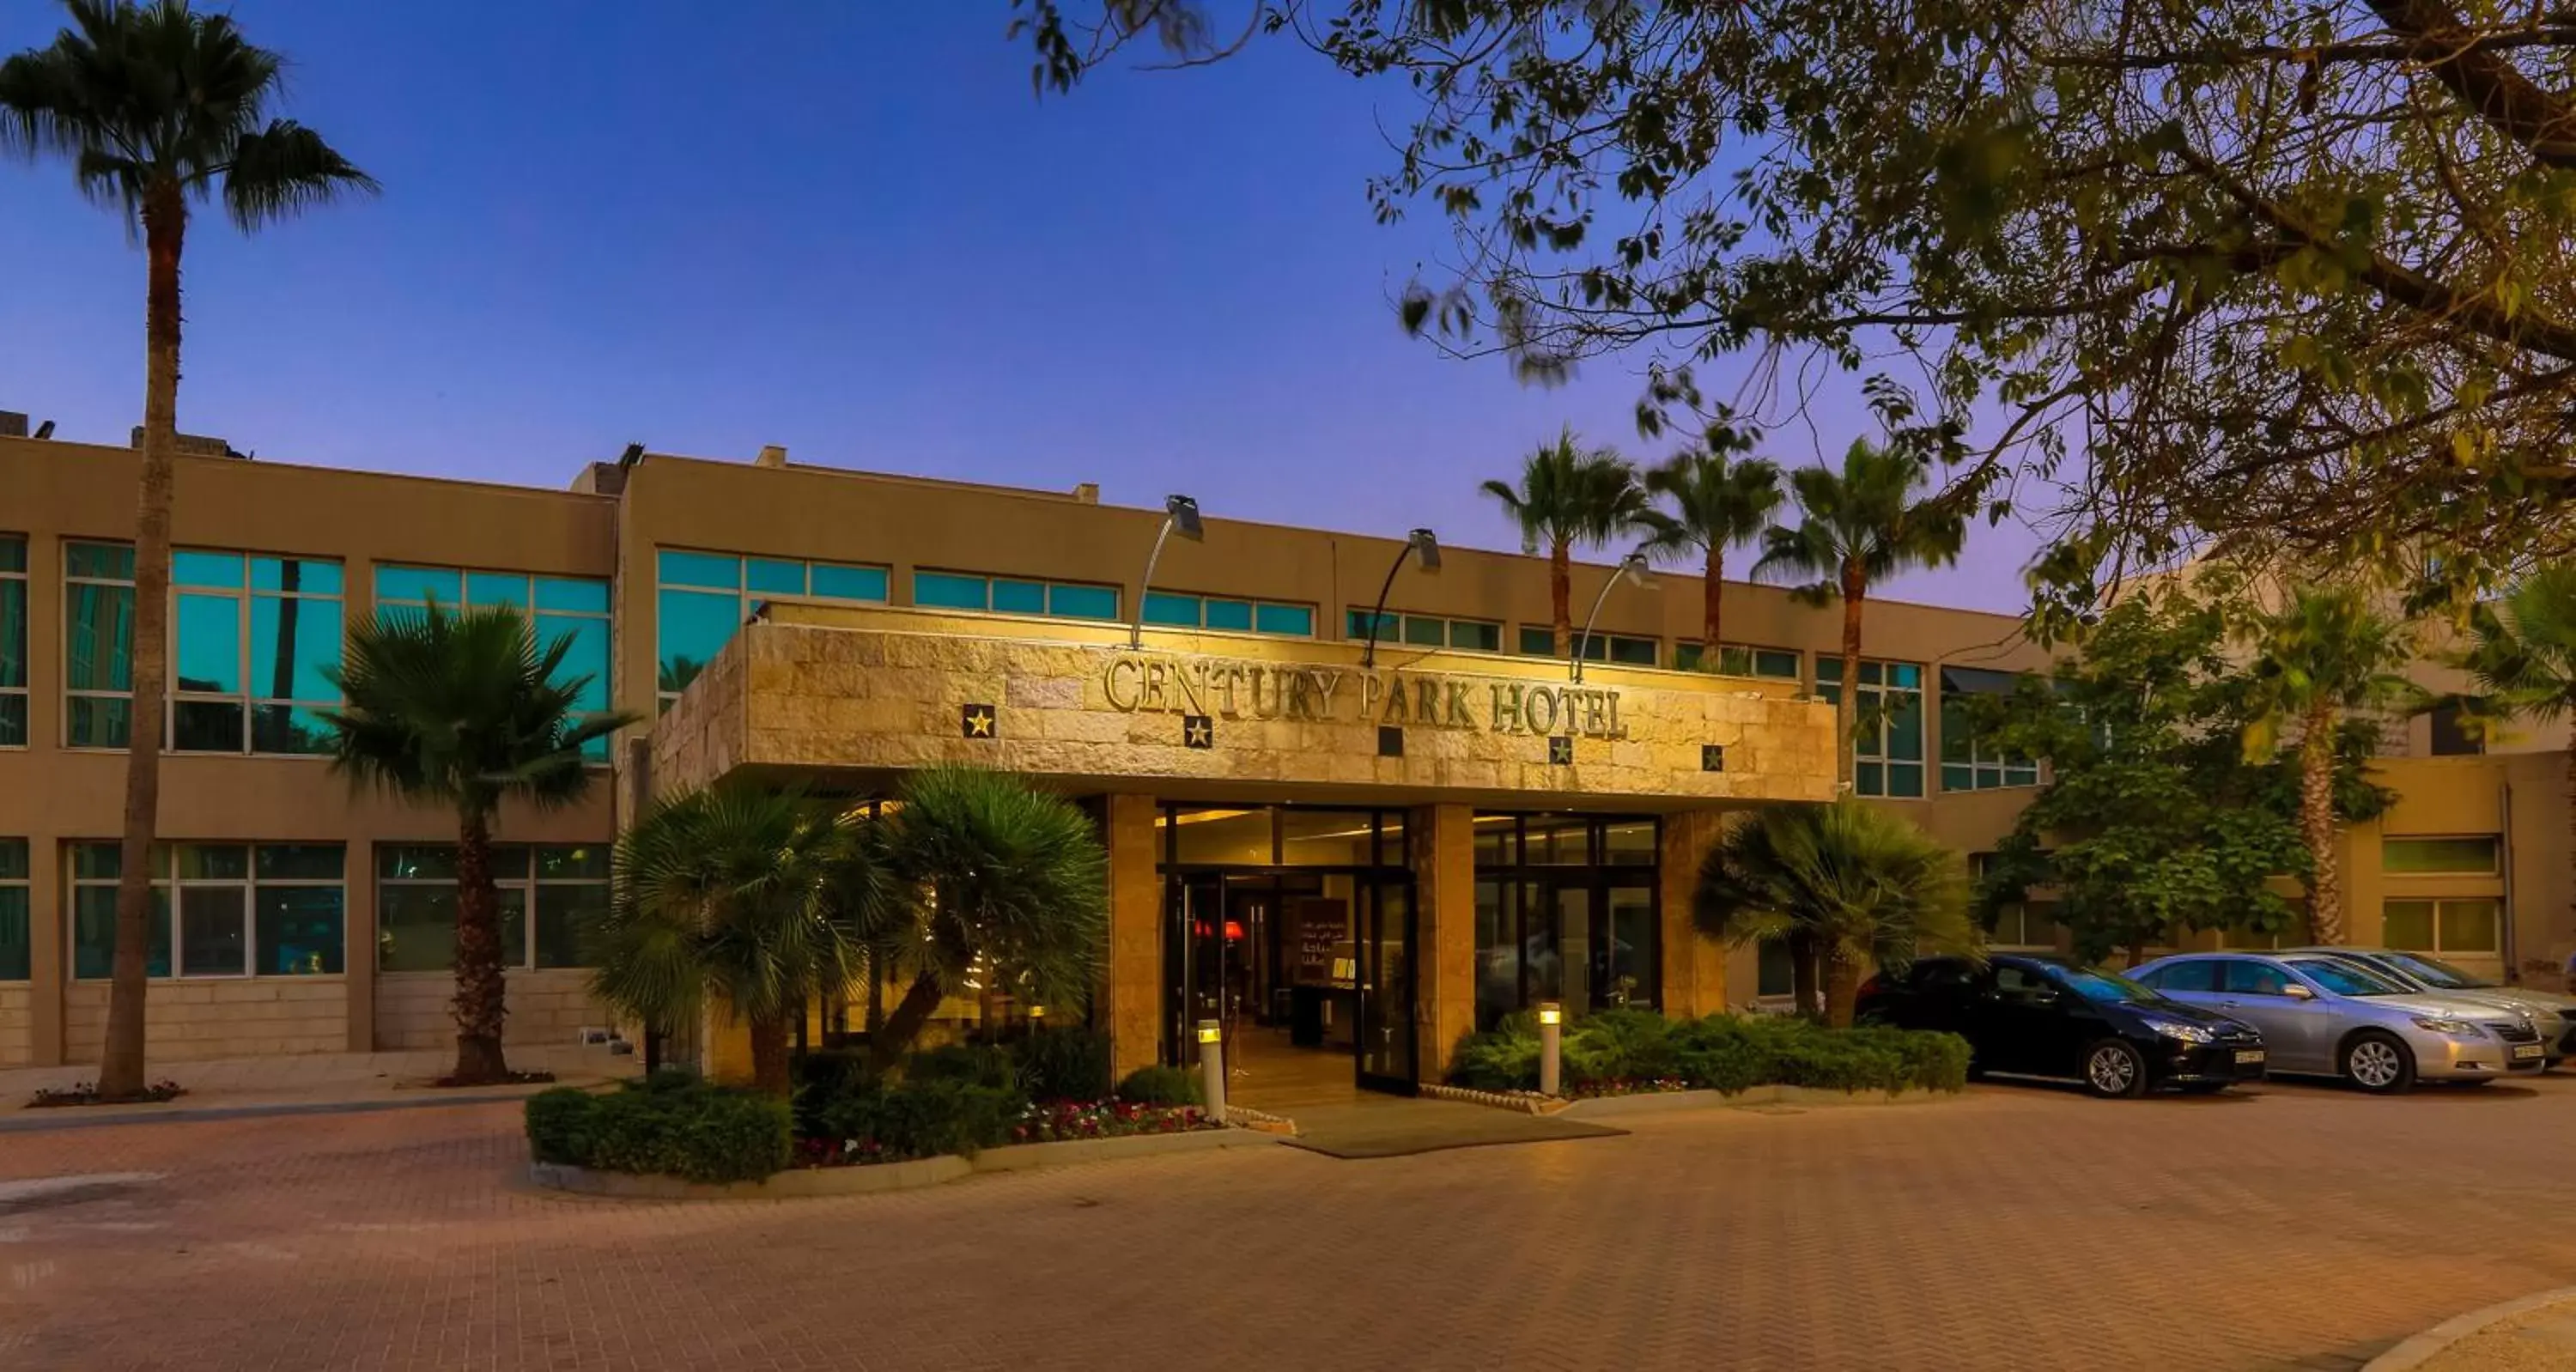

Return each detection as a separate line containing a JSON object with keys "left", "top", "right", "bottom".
{"left": 1182, "top": 713, "right": 1215, "bottom": 749}
{"left": 1547, "top": 735, "right": 1574, "bottom": 765}
{"left": 1703, "top": 744, "right": 1726, "bottom": 773}
{"left": 961, "top": 703, "right": 997, "bottom": 739}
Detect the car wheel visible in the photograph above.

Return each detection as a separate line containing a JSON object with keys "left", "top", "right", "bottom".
{"left": 2342, "top": 1030, "right": 2417, "bottom": 1095}
{"left": 2081, "top": 1040, "right": 2149, "bottom": 1098}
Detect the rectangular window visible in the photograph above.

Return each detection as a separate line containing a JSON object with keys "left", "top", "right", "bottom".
{"left": 67, "top": 841, "right": 344, "bottom": 979}
{"left": 909, "top": 570, "right": 1120, "bottom": 624}
{"left": 1517, "top": 624, "right": 1657, "bottom": 665}
{"left": 1938, "top": 665, "right": 2041, "bottom": 792}
{"left": 0, "top": 838, "right": 26, "bottom": 981}
{"left": 1818, "top": 659, "right": 1926, "bottom": 798}
{"left": 1467, "top": 814, "right": 1660, "bottom": 1027}
{"left": 653, "top": 549, "right": 889, "bottom": 708}
{"left": 1145, "top": 591, "right": 1315, "bottom": 637}
{"left": 2381, "top": 898, "right": 2500, "bottom": 955}
{"left": 2381, "top": 836, "right": 2501, "bottom": 875}
{"left": 1676, "top": 642, "right": 1801, "bottom": 679}
{"left": 378, "top": 564, "right": 616, "bottom": 759}
{"left": 2426, "top": 701, "right": 2484, "bottom": 756}
{"left": 165, "top": 550, "right": 345, "bottom": 755}
{"left": 1990, "top": 901, "right": 2059, "bottom": 949}
{"left": 64, "top": 540, "right": 136, "bottom": 748}
{"left": 374, "top": 843, "right": 609, "bottom": 972}
{"left": 0, "top": 534, "right": 21, "bottom": 745}
{"left": 1346, "top": 609, "right": 1502, "bottom": 653}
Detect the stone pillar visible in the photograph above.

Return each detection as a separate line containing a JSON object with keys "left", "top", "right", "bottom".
{"left": 1410, "top": 804, "right": 1475, "bottom": 1083}
{"left": 344, "top": 839, "right": 378, "bottom": 1052}
{"left": 1103, "top": 793, "right": 1163, "bottom": 1080}
{"left": 1659, "top": 810, "right": 1728, "bottom": 1018}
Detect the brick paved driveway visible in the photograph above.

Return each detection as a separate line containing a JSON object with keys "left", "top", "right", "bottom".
{"left": 8, "top": 1077, "right": 2576, "bottom": 1371}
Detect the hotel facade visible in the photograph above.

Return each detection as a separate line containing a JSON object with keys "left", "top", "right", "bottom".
{"left": 0, "top": 426, "right": 2560, "bottom": 1090}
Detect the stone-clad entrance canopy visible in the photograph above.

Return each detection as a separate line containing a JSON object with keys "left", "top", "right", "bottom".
{"left": 652, "top": 604, "right": 1839, "bottom": 806}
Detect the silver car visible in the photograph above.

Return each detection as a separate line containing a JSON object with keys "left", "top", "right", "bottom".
{"left": 2287, "top": 947, "right": 2576, "bottom": 1068}
{"left": 2126, "top": 952, "right": 2547, "bottom": 1093}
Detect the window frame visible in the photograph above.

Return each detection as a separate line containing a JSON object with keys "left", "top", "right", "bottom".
{"left": 908, "top": 568, "right": 1121, "bottom": 624}
{"left": 63, "top": 539, "right": 137, "bottom": 750}
{"left": 1345, "top": 608, "right": 1504, "bottom": 653}
{"left": 1516, "top": 624, "right": 1659, "bottom": 665}
{"left": 0, "top": 837, "right": 26, "bottom": 981}
{"left": 0, "top": 533, "right": 23, "bottom": 747}
{"left": 65, "top": 841, "right": 346, "bottom": 980}
{"left": 374, "top": 843, "right": 610, "bottom": 972}
{"left": 1144, "top": 590, "right": 1316, "bottom": 637}
{"left": 654, "top": 548, "right": 890, "bottom": 708}
{"left": 378, "top": 563, "right": 617, "bottom": 760}
{"left": 1937, "top": 665, "right": 2042, "bottom": 792}
{"left": 168, "top": 549, "right": 346, "bottom": 756}
{"left": 2379, "top": 835, "right": 2502, "bottom": 876}
{"left": 1674, "top": 641, "right": 1801, "bottom": 679}
{"left": 1817, "top": 658, "right": 1929, "bottom": 798}
{"left": 2380, "top": 897, "right": 2503, "bottom": 956}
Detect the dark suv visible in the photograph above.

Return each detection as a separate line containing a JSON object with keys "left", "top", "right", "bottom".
{"left": 1856, "top": 954, "right": 2269, "bottom": 1098}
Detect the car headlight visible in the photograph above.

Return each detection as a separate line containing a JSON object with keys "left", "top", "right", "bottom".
{"left": 2151, "top": 1022, "right": 2215, "bottom": 1043}
{"left": 2409, "top": 1016, "right": 2479, "bottom": 1035}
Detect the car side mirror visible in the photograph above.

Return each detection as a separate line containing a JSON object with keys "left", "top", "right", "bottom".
{"left": 2283, "top": 983, "right": 2315, "bottom": 1000}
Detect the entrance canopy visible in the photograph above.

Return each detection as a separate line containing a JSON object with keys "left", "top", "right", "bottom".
{"left": 649, "top": 604, "right": 1838, "bottom": 809}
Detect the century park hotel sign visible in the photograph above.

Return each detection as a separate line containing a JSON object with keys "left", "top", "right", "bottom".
{"left": 1100, "top": 648, "right": 1631, "bottom": 739}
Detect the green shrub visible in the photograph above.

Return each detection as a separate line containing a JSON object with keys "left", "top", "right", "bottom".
{"left": 812, "top": 1078, "right": 1027, "bottom": 1161}
{"left": 1441, "top": 1009, "right": 1970, "bottom": 1098}
{"left": 1562, "top": 1006, "right": 1678, "bottom": 1085}
{"left": 523, "top": 1078, "right": 792, "bottom": 1183}
{"left": 791, "top": 1050, "right": 879, "bottom": 1137}
{"left": 1448, "top": 1026, "right": 1541, "bottom": 1091}
{"left": 1113, "top": 1064, "right": 1202, "bottom": 1107}
{"left": 1012, "top": 1026, "right": 1113, "bottom": 1102}
{"left": 903, "top": 1041, "right": 1021, "bottom": 1091}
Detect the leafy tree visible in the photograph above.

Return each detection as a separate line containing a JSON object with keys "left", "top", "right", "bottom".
{"left": 1694, "top": 798, "right": 1978, "bottom": 1028}
{"left": 2237, "top": 586, "right": 2419, "bottom": 944}
{"left": 872, "top": 765, "right": 1109, "bottom": 1067}
{"left": 2445, "top": 566, "right": 2576, "bottom": 950}
{"left": 1753, "top": 436, "right": 1965, "bottom": 786}
{"left": 322, "top": 603, "right": 632, "bottom": 1084}
{"left": 2, "top": 0, "right": 374, "bottom": 1099}
{"left": 1639, "top": 434, "right": 1783, "bottom": 668}
{"left": 1480, "top": 427, "right": 1652, "bottom": 654}
{"left": 1017, "top": 1, "right": 2576, "bottom": 616}
{"left": 595, "top": 786, "right": 872, "bottom": 1097}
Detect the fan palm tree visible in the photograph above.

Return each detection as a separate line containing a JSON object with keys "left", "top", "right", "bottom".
{"left": 321, "top": 603, "right": 633, "bottom": 1084}
{"left": 1482, "top": 428, "right": 1652, "bottom": 654}
{"left": 1694, "top": 799, "right": 1978, "bottom": 1028}
{"left": 2238, "top": 586, "right": 2415, "bottom": 945}
{"left": 1640, "top": 442, "right": 1783, "bottom": 668}
{"left": 2, "top": 0, "right": 374, "bottom": 1099}
{"left": 1754, "top": 437, "right": 1966, "bottom": 786}
{"left": 593, "top": 786, "right": 875, "bottom": 1097}
{"left": 872, "top": 764, "right": 1109, "bottom": 1067}
{"left": 2449, "top": 566, "right": 2576, "bottom": 952}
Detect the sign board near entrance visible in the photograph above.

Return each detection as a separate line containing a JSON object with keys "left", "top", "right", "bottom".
{"left": 1101, "top": 651, "right": 1628, "bottom": 739}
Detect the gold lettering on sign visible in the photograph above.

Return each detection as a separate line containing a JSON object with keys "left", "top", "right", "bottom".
{"left": 1099, "top": 652, "right": 1630, "bottom": 739}
{"left": 1446, "top": 681, "right": 1475, "bottom": 728}
{"left": 1104, "top": 657, "right": 1143, "bottom": 711}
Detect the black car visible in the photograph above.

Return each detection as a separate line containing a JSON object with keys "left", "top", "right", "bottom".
{"left": 1856, "top": 954, "right": 2269, "bottom": 1098}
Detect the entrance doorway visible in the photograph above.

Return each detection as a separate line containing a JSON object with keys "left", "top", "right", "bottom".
{"left": 1157, "top": 805, "right": 1415, "bottom": 1102}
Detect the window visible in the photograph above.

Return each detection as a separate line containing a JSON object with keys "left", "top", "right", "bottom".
{"left": 2427, "top": 701, "right": 2484, "bottom": 756}
{"left": 1992, "top": 963, "right": 2050, "bottom": 997}
{"left": 67, "top": 841, "right": 344, "bottom": 978}
{"left": 1817, "top": 659, "right": 1926, "bottom": 798}
{"left": 1989, "top": 900, "right": 2057, "bottom": 949}
{"left": 2381, "top": 898, "right": 2501, "bottom": 955}
{"left": 379, "top": 566, "right": 614, "bottom": 759}
{"left": 656, "top": 549, "right": 888, "bottom": 707}
{"left": 1518, "top": 624, "right": 1657, "bottom": 665}
{"left": 0, "top": 838, "right": 25, "bottom": 980}
{"left": 375, "top": 843, "right": 609, "bottom": 972}
{"left": 164, "top": 550, "right": 346, "bottom": 755}
{"left": 1469, "top": 813, "right": 1659, "bottom": 1028}
{"left": 0, "top": 535, "right": 22, "bottom": 745}
{"left": 1675, "top": 642, "right": 1801, "bottom": 678}
{"left": 64, "top": 541, "right": 135, "bottom": 748}
{"left": 1346, "top": 609, "right": 1503, "bottom": 653}
{"left": 1145, "top": 592, "right": 1315, "bottom": 637}
{"left": 2381, "top": 835, "right": 2500, "bottom": 875}
{"left": 2136, "top": 959, "right": 2216, "bottom": 993}
{"left": 912, "top": 570, "right": 1119, "bottom": 624}
{"left": 1937, "top": 666, "right": 2040, "bottom": 792}
{"left": 2221, "top": 960, "right": 2293, "bottom": 996}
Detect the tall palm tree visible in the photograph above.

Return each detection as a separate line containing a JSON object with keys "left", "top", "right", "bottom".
{"left": 873, "top": 764, "right": 1109, "bottom": 1067}
{"left": 1753, "top": 437, "right": 1966, "bottom": 786}
{"left": 2239, "top": 586, "right": 2416, "bottom": 944}
{"left": 2450, "top": 566, "right": 2576, "bottom": 955}
{"left": 321, "top": 603, "right": 633, "bottom": 1084}
{"left": 594, "top": 786, "right": 873, "bottom": 1097}
{"left": 1694, "top": 798, "right": 1978, "bottom": 1028}
{"left": 1482, "top": 428, "right": 1652, "bottom": 654}
{"left": 2, "top": 0, "right": 374, "bottom": 1099}
{"left": 1640, "top": 442, "right": 1783, "bottom": 668}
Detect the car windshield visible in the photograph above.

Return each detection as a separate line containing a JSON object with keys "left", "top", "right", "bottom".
{"left": 2287, "top": 958, "right": 2407, "bottom": 997}
{"left": 2044, "top": 964, "right": 2159, "bottom": 1004}
{"left": 2385, "top": 952, "right": 2491, "bottom": 989}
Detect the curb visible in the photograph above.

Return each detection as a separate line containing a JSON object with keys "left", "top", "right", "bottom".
{"left": 1563, "top": 1084, "right": 1960, "bottom": 1118}
{"left": 529, "top": 1125, "right": 1279, "bottom": 1200}
{"left": 0, "top": 1085, "right": 594, "bottom": 1134}
{"left": 2363, "top": 1285, "right": 2576, "bottom": 1370}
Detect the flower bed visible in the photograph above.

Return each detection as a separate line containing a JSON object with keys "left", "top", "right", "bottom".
{"left": 1011, "top": 1098, "right": 1216, "bottom": 1144}
{"left": 27, "top": 1079, "right": 187, "bottom": 1108}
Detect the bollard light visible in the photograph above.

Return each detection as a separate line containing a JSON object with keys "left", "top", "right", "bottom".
{"left": 1537, "top": 1000, "right": 1564, "bottom": 1097}
{"left": 1196, "top": 1022, "right": 1222, "bottom": 1045}
{"left": 1195, "top": 1018, "right": 1229, "bottom": 1119}
{"left": 1537, "top": 1005, "right": 1563, "bottom": 1026}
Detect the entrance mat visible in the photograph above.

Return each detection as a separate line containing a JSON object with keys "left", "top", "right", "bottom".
{"left": 1279, "top": 1099, "right": 1626, "bottom": 1160}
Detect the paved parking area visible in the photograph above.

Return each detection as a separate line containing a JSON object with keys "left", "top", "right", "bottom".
{"left": 8, "top": 1075, "right": 2576, "bottom": 1371}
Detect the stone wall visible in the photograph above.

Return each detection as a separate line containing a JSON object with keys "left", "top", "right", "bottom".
{"left": 374, "top": 968, "right": 609, "bottom": 1050}
{"left": 61, "top": 978, "right": 349, "bottom": 1063}
{"left": 0, "top": 985, "right": 29, "bottom": 1067}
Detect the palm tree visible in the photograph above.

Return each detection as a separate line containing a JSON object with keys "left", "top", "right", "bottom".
{"left": 1754, "top": 437, "right": 1966, "bottom": 786}
{"left": 1641, "top": 441, "right": 1783, "bottom": 668}
{"left": 593, "top": 786, "right": 873, "bottom": 1097}
{"left": 1694, "top": 799, "right": 1978, "bottom": 1028}
{"left": 872, "top": 764, "right": 1109, "bottom": 1067}
{"left": 320, "top": 603, "right": 633, "bottom": 1084}
{"left": 1482, "top": 428, "right": 1652, "bottom": 654}
{"left": 2, "top": 0, "right": 374, "bottom": 1100}
{"left": 2238, "top": 586, "right": 2415, "bottom": 944}
{"left": 2450, "top": 567, "right": 2576, "bottom": 954}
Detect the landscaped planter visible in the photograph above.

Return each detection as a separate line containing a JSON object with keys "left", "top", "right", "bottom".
{"left": 1562, "top": 1084, "right": 1960, "bottom": 1118}
{"left": 527, "top": 1124, "right": 1276, "bottom": 1200}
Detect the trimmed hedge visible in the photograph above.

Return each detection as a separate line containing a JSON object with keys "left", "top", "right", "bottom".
{"left": 1447, "top": 1010, "right": 1970, "bottom": 1097}
{"left": 1012, "top": 1026, "right": 1114, "bottom": 1102}
{"left": 811, "top": 1078, "right": 1026, "bottom": 1162}
{"left": 1113, "top": 1064, "right": 1202, "bottom": 1107}
{"left": 526, "top": 1075, "right": 793, "bottom": 1183}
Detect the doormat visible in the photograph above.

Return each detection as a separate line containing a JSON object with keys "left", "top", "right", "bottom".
{"left": 1279, "top": 1099, "right": 1626, "bottom": 1160}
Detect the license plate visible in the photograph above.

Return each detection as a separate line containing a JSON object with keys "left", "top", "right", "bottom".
{"left": 2234, "top": 1050, "right": 2265, "bottom": 1065}
{"left": 2512, "top": 1043, "right": 2544, "bottom": 1059}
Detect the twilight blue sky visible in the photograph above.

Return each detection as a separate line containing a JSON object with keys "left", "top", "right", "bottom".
{"left": 0, "top": 1, "right": 2038, "bottom": 610}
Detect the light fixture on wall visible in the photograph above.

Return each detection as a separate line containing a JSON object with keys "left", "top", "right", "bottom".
{"left": 1127, "top": 494, "right": 1204, "bottom": 648}
{"left": 1359, "top": 528, "right": 1442, "bottom": 669}
{"left": 1571, "top": 549, "right": 1654, "bottom": 683}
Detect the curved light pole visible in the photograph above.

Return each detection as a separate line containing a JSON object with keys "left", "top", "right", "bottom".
{"left": 1359, "top": 528, "right": 1442, "bottom": 669}
{"left": 1127, "top": 494, "right": 1204, "bottom": 648}
{"left": 1572, "top": 550, "right": 1654, "bottom": 683}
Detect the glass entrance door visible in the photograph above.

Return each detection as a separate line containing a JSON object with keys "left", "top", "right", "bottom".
{"left": 1355, "top": 877, "right": 1418, "bottom": 1092}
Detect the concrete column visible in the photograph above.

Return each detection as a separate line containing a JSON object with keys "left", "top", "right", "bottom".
{"left": 344, "top": 838, "right": 378, "bottom": 1051}
{"left": 1103, "top": 792, "right": 1162, "bottom": 1080}
{"left": 1409, "top": 804, "right": 1474, "bottom": 1084}
{"left": 1658, "top": 810, "right": 1728, "bottom": 1018}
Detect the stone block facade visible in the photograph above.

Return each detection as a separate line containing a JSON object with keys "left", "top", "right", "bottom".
{"left": 374, "top": 968, "right": 610, "bottom": 1050}
{"left": 0, "top": 985, "right": 30, "bottom": 1068}
{"left": 60, "top": 978, "right": 349, "bottom": 1064}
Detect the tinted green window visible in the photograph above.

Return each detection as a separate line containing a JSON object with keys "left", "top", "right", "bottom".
{"left": 745, "top": 559, "right": 806, "bottom": 596}
{"left": 1255, "top": 604, "right": 1313, "bottom": 637}
{"left": 67, "top": 542, "right": 134, "bottom": 580}
{"left": 173, "top": 593, "right": 242, "bottom": 694}
{"left": 1403, "top": 616, "right": 1446, "bottom": 647}
{"left": 173, "top": 549, "right": 244, "bottom": 588}
{"left": 657, "top": 588, "right": 738, "bottom": 696}
{"left": 1049, "top": 584, "right": 1117, "bottom": 620}
{"left": 539, "top": 614, "right": 611, "bottom": 713}
{"left": 378, "top": 845, "right": 459, "bottom": 881}
{"left": 992, "top": 579, "right": 1047, "bottom": 614}
{"left": 536, "top": 881, "right": 606, "bottom": 968}
{"left": 1450, "top": 620, "right": 1501, "bottom": 652}
{"left": 2382, "top": 836, "right": 2500, "bottom": 874}
{"left": 808, "top": 564, "right": 888, "bottom": 602}
{"left": 74, "top": 884, "right": 170, "bottom": 979}
{"left": 376, "top": 566, "right": 462, "bottom": 604}
{"left": 1206, "top": 598, "right": 1255, "bottom": 631}
{"left": 0, "top": 537, "right": 22, "bottom": 574}
{"left": 1143, "top": 592, "right": 1201, "bottom": 627}
{"left": 657, "top": 549, "right": 740, "bottom": 590}
{"left": 2382, "top": 900, "right": 2435, "bottom": 950}
{"left": 248, "top": 593, "right": 342, "bottom": 703}
{"left": 1350, "top": 610, "right": 1397, "bottom": 640}
{"left": 1608, "top": 635, "right": 1656, "bottom": 666}
{"left": 465, "top": 571, "right": 531, "bottom": 608}
{"left": 914, "top": 572, "right": 988, "bottom": 610}
{"left": 1519, "top": 625, "right": 1554, "bottom": 656}
{"left": 534, "top": 576, "right": 611, "bottom": 614}
{"left": 252, "top": 557, "right": 342, "bottom": 596}
{"left": 375, "top": 884, "right": 460, "bottom": 972}
{"left": 63, "top": 582, "right": 131, "bottom": 695}
{"left": 537, "top": 844, "right": 610, "bottom": 879}
{"left": 257, "top": 886, "right": 344, "bottom": 974}
{"left": 0, "top": 837, "right": 26, "bottom": 981}
{"left": 0, "top": 537, "right": 24, "bottom": 747}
